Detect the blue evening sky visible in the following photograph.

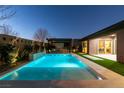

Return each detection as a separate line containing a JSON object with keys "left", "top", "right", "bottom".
{"left": 2, "top": 5, "right": 124, "bottom": 39}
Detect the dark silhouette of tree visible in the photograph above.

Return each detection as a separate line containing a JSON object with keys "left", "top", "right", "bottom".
{"left": 0, "top": 6, "right": 17, "bottom": 36}
{"left": 0, "top": 24, "right": 18, "bottom": 36}
{"left": 0, "top": 43, "right": 15, "bottom": 66}
{"left": 17, "top": 44, "right": 33, "bottom": 61}
{"left": 33, "top": 44, "right": 40, "bottom": 53}
{"left": 0, "top": 5, "right": 16, "bottom": 20}
{"left": 33, "top": 28, "right": 48, "bottom": 42}
{"left": 33, "top": 28, "right": 48, "bottom": 52}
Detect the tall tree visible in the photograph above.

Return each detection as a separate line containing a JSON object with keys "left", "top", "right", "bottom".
{"left": 33, "top": 28, "right": 48, "bottom": 52}
{"left": 0, "top": 6, "right": 18, "bottom": 65}
{"left": 34, "top": 28, "right": 48, "bottom": 42}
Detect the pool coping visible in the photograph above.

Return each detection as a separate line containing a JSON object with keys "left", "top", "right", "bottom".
{"left": 0, "top": 61, "right": 29, "bottom": 78}
{"left": 72, "top": 53, "right": 124, "bottom": 80}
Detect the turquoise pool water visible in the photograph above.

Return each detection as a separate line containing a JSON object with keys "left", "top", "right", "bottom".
{"left": 0, "top": 54, "right": 102, "bottom": 80}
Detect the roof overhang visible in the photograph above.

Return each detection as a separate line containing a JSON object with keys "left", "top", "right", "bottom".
{"left": 81, "top": 20, "right": 124, "bottom": 41}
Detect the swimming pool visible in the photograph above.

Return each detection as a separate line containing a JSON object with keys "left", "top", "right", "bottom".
{"left": 0, "top": 54, "right": 102, "bottom": 80}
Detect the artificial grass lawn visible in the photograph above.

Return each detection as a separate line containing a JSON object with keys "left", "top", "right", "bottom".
{"left": 76, "top": 52, "right": 124, "bottom": 76}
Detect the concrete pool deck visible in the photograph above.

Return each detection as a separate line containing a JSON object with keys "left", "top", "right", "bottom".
{"left": 73, "top": 54, "right": 123, "bottom": 80}
{"left": 0, "top": 54, "right": 124, "bottom": 88}
{"left": 94, "top": 54, "right": 117, "bottom": 61}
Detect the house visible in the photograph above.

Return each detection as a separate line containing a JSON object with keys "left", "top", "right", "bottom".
{"left": 47, "top": 38, "right": 81, "bottom": 52}
{"left": 81, "top": 20, "right": 124, "bottom": 63}
{"left": 47, "top": 38, "right": 72, "bottom": 49}
{"left": 0, "top": 34, "right": 42, "bottom": 51}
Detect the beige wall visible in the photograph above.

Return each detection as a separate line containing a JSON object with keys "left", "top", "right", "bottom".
{"left": 53, "top": 43, "right": 64, "bottom": 49}
{"left": 89, "top": 38, "right": 99, "bottom": 55}
{"left": 113, "top": 36, "right": 117, "bottom": 54}
{"left": 0, "top": 35, "right": 15, "bottom": 44}
{"left": 0, "top": 34, "right": 41, "bottom": 51}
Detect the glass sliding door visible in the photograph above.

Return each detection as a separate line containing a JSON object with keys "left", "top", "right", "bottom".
{"left": 105, "top": 40, "right": 112, "bottom": 54}
{"left": 99, "top": 40, "right": 105, "bottom": 54}
{"left": 98, "top": 40, "right": 112, "bottom": 54}
{"left": 82, "top": 41, "right": 88, "bottom": 53}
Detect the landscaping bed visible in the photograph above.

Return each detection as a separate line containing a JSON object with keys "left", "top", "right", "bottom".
{"left": 0, "top": 60, "right": 28, "bottom": 75}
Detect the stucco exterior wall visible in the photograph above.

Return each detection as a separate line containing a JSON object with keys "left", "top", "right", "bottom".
{"left": 89, "top": 39, "right": 99, "bottom": 55}
{"left": 53, "top": 43, "right": 64, "bottom": 49}
{"left": 113, "top": 37, "right": 117, "bottom": 54}
{"left": 0, "top": 34, "right": 41, "bottom": 51}
{"left": 117, "top": 30, "right": 124, "bottom": 63}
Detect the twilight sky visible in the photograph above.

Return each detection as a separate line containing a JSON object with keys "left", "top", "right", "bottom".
{"left": 2, "top": 5, "right": 124, "bottom": 39}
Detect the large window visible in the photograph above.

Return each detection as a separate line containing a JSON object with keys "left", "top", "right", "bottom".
{"left": 82, "top": 41, "right": 88, "bottom": 53}
{"left": 98, "top": 40, "right": 112, "bottom": 54}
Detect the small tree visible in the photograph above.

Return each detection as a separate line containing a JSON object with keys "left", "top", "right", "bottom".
{"left": 0, "top": 43, "right": 15, "bottom": 67}
{"left": 33, "top": 44, "right": 40, "bottom": 53}
{"left": 33, "top": 28, "right": 48, "bottom": 52}
{"left": 17, "top": 45, "right": 33, "bottom": 61}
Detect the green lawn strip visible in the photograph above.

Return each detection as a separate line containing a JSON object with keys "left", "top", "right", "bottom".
{"left": 76, "top": 52, "right": 124, "bottom": 76}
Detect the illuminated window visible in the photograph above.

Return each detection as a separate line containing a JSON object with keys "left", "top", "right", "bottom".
{"left": 82, "top": 41, "right": 88, "bottom": 53}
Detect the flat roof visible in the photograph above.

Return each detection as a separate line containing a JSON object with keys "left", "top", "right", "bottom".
{"left": 47, "top": 38, "right": 72, "bottom": 43}
{"left": 81, "top": 20, "right": 124, "bottom": 40}
{"left": 47, "top": 38, "right": 72, "bottom": 40}
{"left": 47, "top": 38, "right": 80, "bottom": 42}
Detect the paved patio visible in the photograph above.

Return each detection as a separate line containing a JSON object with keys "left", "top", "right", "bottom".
{"left": 94, "top": 54, "right": 117, "bottom": 61}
